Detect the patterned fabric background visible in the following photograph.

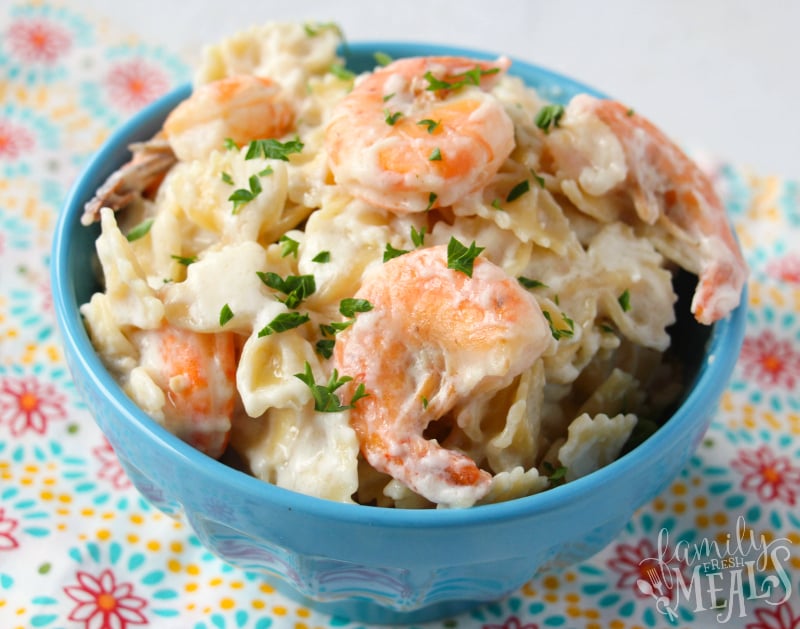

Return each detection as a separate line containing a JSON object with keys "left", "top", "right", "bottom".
{"left": 1, "top": 3, "right": 798, "bottom": 628}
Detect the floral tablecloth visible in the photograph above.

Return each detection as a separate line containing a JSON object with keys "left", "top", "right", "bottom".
{"left": 1, "top": 3, "right": 799, "bottom": 628}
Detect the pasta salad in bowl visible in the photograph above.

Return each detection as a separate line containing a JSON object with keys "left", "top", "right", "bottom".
{"left": 52, "top": 22, "right": 747, "bottom": 623}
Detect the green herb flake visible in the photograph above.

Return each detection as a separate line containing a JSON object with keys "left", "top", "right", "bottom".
{"left": 506, "top": 179, "right": 530, "bottom": 203}
{"left": 491, "top": 198, "right": 504, "bottom": 211}
{"left": 245, "top": 137, "right": 304, "bottom": 161}
{"left": 429, "top": 147, "right": 442, "bottom": 161}
{"left": 219, "top": 303, "right": 235, "bottom": 326}
{"left": 417, "top": 118, "right": 440, "bottom": 134}
{"left": 542, "top": 461, "right": 568, "bottom": 486}
{"left": 384, "top": 110, "right": 403, "bottom": 126}
{"left": 278, "top": 234, "right": 300, "bottom": 258}
{"left": 421, "top": 396, "right": 429, "bottom": 409}
{"left": 339, "top": 298, "right": 373, "bottom": 318}
{"left": 258, "top": 312, "right": 310, "bottom": 337}
{"left": 425, "top": 192, "right": 438, "bottom": 211}
{"left": 618, "top": 289, "right": 632, "bottom": 312}
{"left": 315, "top": 338, "right": 336, "bottom": 359}
{"left": 374, "top": 51, "right": 393, "bottom": 66}
{"left": 229, "top": 174, "right": 262, "bottom": 213}
{"left": 312, "top": 250, "right": 331, "bottom": 263}
{"left": 125, "top": 218, "right": 154, "bottom": 242}
{"left": 383, "top": 242, "right": 409, "bottom": 262}
{"left": 518, "top": 277, "right": 547, "bottom": 289}
{"left": 382, "top": 92, "right": 395, "bottom": 102}
{"left": 220, "top": 171, "right": 234, "bottom": 185}
{"left": 258, "top": 165, "right": 274, "bottom": 177}
{"left": 410, "top": 225, "right": 426, "bottom": 247}
{"left": 626, "top": 108, "right": 636, "bottom": 117}
{"left": 531, "top": 170, "right": 546, "bottom": 188}
{"left": 446, "top": 236, "right": 484, "bottom": 278}
{"left": 294, "top": 362, "right": 368, "bottom": 412}
{"left": 223, "top": 137, "right": 238, "bottom": 151}
{"left": 424, "top": 66, "right": 500, "bottom": 92}
{"left": 170, "top": 254, "right": 197, "bottom": 266}
{"left": 257, "top": 271, "right": 316, "bottom": 309}
{"left": 543, "top": 310, "right": 575, "bottom": 341}
{"left": 330, "top": 63, "right": 356, "bottom": 81}
{"left": 534, "top": 104, "right": 565, "bottom": 134}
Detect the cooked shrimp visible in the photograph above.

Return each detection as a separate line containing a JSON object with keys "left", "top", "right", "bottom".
{"left": 548, "top": 94, "right": 747, "bottom": 324}
{"left": 325, "top": 56, "right": 515, "bottom": 213}
{"left": 333, "top": 245, "right": 552, "bottom": 507}
{"left": 132, "top": 325, "right": 237, "bottom": 459}
{"left": 163, "top": 74, "right": 295, "bottom": 162}
{"left": 81, "top": 74, "right": 295, "bottom": 223}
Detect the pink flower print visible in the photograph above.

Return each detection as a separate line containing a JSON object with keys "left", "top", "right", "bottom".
{"left": 732, "top": 445, "right": 800, "bottom": 506}
{"left": 766, "top": 253, "right": 800, "bottom": 284}
{"left": 93, "top": 438, "right": 132, "bottom": 490}
{"left": 738, "top": 330, "right": 800, "bottom": 389}
{"left": 6, "top": 18, "right": 72, "bottom": 64}
{"left": 745, "top": 600, "right": 800, "bottom": 629}
{"left": 0, "top": 376, "right": 67, "bottom": 436}
{"left": 0, "top": 508, "right": 20, "bottom": 551}
{"left": 484, "top": 616, "right": 539, "bottom": 629}
{"left": 64, "top": 568, "right": 148, "bottom": 628}
{"left": 607, "top": 537, "right": 688, "bottom": 598}
{"left": 106, "top": 59, "right": 169, "bottom": 112}
{"left": 0, "top": 119, "right": 36, "bottom": 160}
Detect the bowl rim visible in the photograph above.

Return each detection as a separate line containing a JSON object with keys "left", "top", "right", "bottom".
{"left": 50, "top": 40, "right": 748, "bottom": 530}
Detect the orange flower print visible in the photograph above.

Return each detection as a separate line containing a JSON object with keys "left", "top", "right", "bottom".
{"left": 106, "top": 59, "right": 169, "bottom": 112}
{"left": 738, "top": 330, "right": 800, "bottom": 389}
{"left": 64, "top": 568, "right": 148, "bottom": 628}
{"left": 0, "top": 376, "right": 67, "bottom": 436}
{"left": 6, "top": 18, "right": 71, "bottom": 64}
{"left": 732, "top": 445, "right": 800, "bottom": 506}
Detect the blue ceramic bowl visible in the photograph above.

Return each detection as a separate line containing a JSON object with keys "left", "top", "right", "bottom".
{"left": 51, "top": 42, "right": 747, "bottom": 625}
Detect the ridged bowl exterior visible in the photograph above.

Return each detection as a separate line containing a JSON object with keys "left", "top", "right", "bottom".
{"left": 51, "top": 42, "right": 747, "bottom": 625}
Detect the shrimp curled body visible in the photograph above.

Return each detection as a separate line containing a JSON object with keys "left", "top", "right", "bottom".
{"left": 334, "top": 246, "right": 552, "bottom": 507}
{"left": 548, "top": 94, "right": 747, "bottom": 324}
{"left": 133, "top": 326, "right": 237, "bottom": 459}
{"left": 325, "top": 56, "right": 515, "bottom": 213}
{"left": 82, "top": 74, "right": 295, "bottom": 224}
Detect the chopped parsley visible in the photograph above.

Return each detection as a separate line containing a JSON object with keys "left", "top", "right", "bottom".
{"left": 125, "top": 218, "right": 154, "bottom": 242}
{"left": 258, "top": 312, "right": 310, "bottom": 337}
{"left": 424, "top": 66, "right": 499, "bottom": 92}
{"left": 374, "top": 51, "right": 393, "bottom": 66}
{"left": 294, "top": 362, "right": 368, "bottom": 412}
{"left": 315, "top": 339, "right": 336, "bottom": 359}
{"left": 491, "top": 198, "right": 504, "bottom": 210}
{"left": 429, "top": 147, "right": 442, "bottom": 161}
{"left": 618, "top": 289, "right": 632, "bottom": 312}
{"left": 410, "top": 225, "right": 426, "bottom": 247}
{"left": 447, "top": 236, "right": 484, "bottom": 278}
{"left": 531, "top": 169, "right": 546, "bottom": 188}
{"left": 543, "top": 310, "right": 575, "bottom": 341}
{"left": 329, "top": 63, "right": 356, "bottom": 80}
{"left": 626, "top": 108, "right": 636, "bottom": 117}
{"left": 278, "top": 234, "right": 299, "bottom": 258}
{"left": 339, "top": 298, "right": 373, "bottom": 318}
{"left": 417, "top": 118, "right": 441, "bottom": 134}
{"left": 244, "top": 137, "right": 304, "bottom": 161}
{"left": 257, "top": 271, "right": 316, "bottom": 309}
{"left": 223, "top": 137, "right": 238, "bottom": 151}
{"left": 170, "top": 254, "right": 197, "bottom": 266}
{"left": 384, "top": 110, "right": 403, "bottom": 126}
{"left": 541, "top": 461, "right": 568, "bottom": 486}
{"left": 534, "top": 104, "right": 565, "bottom": 134}
{"left": 518, "top": 277, "right": 547, "bottom": 289}
{"left": 219, "top": 303, "right": 234, "bottom": 326}
{"left": 312, "top": 250, "right": 331, "bottom": 263}
{"left": 506, "top": 179, "right": 531, "bottom": 202}
{"left": 383, "top": 242, "right": 409, "bottom": 262}
{"left": 220, "top": 171, "right": 234, "bottom": 185}
{"left": 425, "top": 192, "right": 438, "bottom": 211}
{"left": 228, "top": 174, "right": 262, "bottom": 214}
